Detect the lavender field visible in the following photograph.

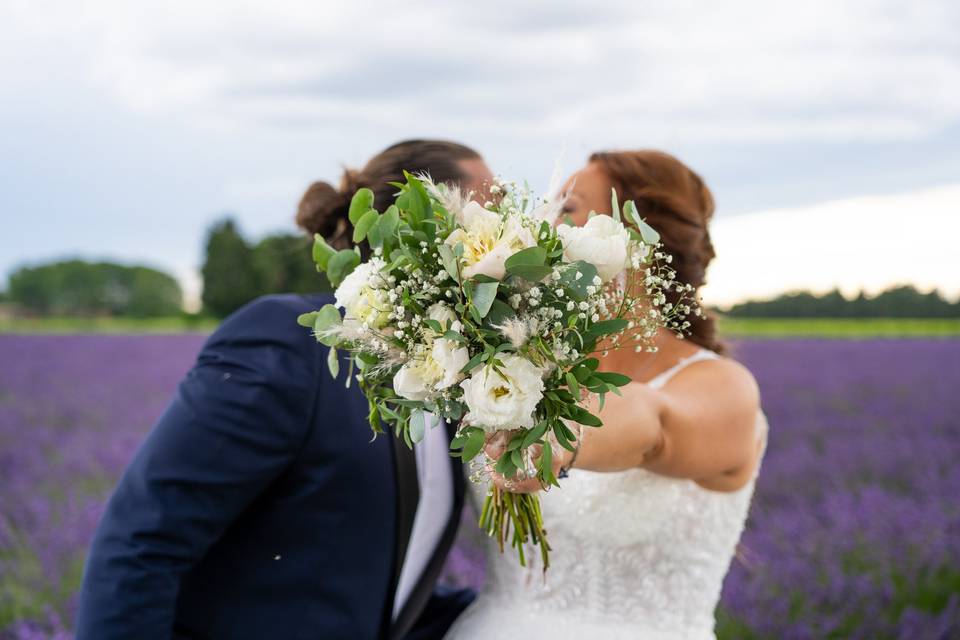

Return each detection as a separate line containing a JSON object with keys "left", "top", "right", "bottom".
{"left": 1, "top": 335, "right": 958, "bottom": 639}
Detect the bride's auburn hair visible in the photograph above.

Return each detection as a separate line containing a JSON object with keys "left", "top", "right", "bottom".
{"left": 296, "top": 139, "right": 481, "bottom": 250}
{"left": 589, "top": 150, "right": 725, "bottom": 354}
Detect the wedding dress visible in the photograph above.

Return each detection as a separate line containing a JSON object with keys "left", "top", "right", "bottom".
{"left": 446, "top": 349, "right": 768, "bottom": 640}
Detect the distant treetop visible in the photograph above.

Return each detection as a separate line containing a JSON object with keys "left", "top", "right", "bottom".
{"left": 8, "top": 259, "right": 182, "bottom": 317}
{"left": 723, "top": 286, "right": 959, "bottom": 319}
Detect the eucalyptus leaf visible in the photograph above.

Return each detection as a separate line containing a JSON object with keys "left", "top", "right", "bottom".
{"left": 326, "top": 346, "right": 340, "bottom": 378}
{"left": 637, "top": 216, "right": 661, "bottom": 245}
{"left": 378, "top": 204, "right": 400, "bottom": 239}
{"left": 297, "top": 311, "right": 319, "bottom": 328}
{"left": 611, "top": 188, "right": 621, "bottom": 223}
{"left": 312, "top": 234, "right": 337, "bottom": 271}
{"left": 437, "top": 243, "right": 461, "bottom": 282}
{"left": 558, "top": 261, "right": 599, "bottom": 300}
{"left": 327, "top": 250, "right": 361, "bottom": 287}
{"left": 507, "top": 265, "right": 553, "bottom": 282}
{"left": 348, "top": 188, "right": 375, "bottom": 224}
{"left": 505, "top": 246, "right": 547, "bottom": 270}
{"left": 313, "top": 304, "right": 342, "bottom": 347}
{"left": 623, "top": 200, "right": 641, "bottom": 226}
{"left": 353, "top": 209, "right": 379, "bottom": 243}
{"left": 401, "top": 172, "right": 430, "bottom": 223}
{"left": 409, "top": 408, "right": 426, "bottom": 444}
{"left": 471, "top": 281, "right": 499, "bottom": 318}
{"left": 484, "top": 299, "right": 515, "bottom": 327}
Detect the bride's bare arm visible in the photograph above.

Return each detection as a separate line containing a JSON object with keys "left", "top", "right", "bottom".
{"left": 571, "top": 358, "right": 762, "bottom": 489}
{"left": 487, "top": 358, "right": 763, "bottom": 493}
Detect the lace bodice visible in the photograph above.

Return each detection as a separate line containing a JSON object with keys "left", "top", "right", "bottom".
{"left": 447, "top": 350, "right": 767, "bottom": 640}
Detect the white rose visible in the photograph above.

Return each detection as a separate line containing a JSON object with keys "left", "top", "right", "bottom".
{"left": 431, "top": 338, "right": 470, "bottom": 390}
{"left": 445, "top": 203, "right": 535, "bottom": 280}
{"left": 393, "top": 362, "right": 433, "bottom": 401}
{"left": 459, "top": 354, "right": 544, "bottom": 432}
{"left": 427, "top": 303, "right": 461, "bottom": 333}
{"left": 556, "top": 215, "right": 630, "bottom": 282}
{"left": 393, "top": 336, "right": 470, "bottom": 400}
{"left": 334, "top": 258, "right": 389, "bottom": 327}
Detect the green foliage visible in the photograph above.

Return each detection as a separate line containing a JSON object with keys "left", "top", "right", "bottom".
{"left": 719, "top": 317, "right": 960, "bottom": 338}
{"left": 504, "top": 246, "right": 552, "bottom": 281}
{"left": 200, "top": 218, "right": 260, "bottom": 318}
{"left": 326, "top": 249, "right": 361, "bottom": 288}
{"left": 348, "top": 188, "right": 375, "bottom": 224}
{"left": 251, "top": 233, "right": 326, "bottom": 296}
{"left": 469, "top": 281, "right": 499, "bottom": 319}
{"left": 725, "top": 285, "right": 960, "bottom": 319}
{"left": 8, "top": 259, "right": 182, "bottom": 317}
{"left": 201, "top": 219, "right": 330, "bottom": 318}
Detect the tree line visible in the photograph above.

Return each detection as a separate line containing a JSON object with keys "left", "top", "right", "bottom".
{"left": 3, "top": 221, "right": 955, "bottom": 320}
{"left": 7, "top": 260, "right": 183, "bottom": 317}
{"left": 3, "top": 218, "right": 328, "bottom": 319}
{"left": 724, "top": 286, "right": 960, "bottom": 318}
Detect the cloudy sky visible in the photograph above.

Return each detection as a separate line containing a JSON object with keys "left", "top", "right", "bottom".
{"left": 2, "top": 0, "right": 958, "bottom": 307}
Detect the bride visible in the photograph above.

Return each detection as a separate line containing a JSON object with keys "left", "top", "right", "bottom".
{"left": 446, "top": 150, "right": 768, "bottom": 640}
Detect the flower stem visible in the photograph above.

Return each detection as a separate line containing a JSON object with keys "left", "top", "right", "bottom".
{"left": 480, "top": 486, "right": 551, "bottom": 572}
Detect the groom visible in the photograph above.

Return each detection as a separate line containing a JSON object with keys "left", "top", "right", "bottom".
{"left": 75, "top": 292, "right": 469, "bottom": 639}
{"left": 77, "top": 138, "right": 493, "bottom": 639}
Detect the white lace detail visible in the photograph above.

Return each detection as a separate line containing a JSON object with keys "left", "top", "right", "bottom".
{"left": 446, "top": 350, "right": 766, "bottom": 640}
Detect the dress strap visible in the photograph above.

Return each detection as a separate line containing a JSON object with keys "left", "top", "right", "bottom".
{"left": 645, "top": 349, "right": 719, "bottom": 389}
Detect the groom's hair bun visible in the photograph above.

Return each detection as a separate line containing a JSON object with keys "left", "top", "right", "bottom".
{"left": 296, "top": 139, "right": 482, "bottom": 251}
{"left": 295, "top": 170, "right": 362, "bottom": 250}
{"left": 590, "top": 149, "right": 725, "bottom": 354}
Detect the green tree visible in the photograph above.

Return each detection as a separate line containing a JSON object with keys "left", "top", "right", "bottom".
{"left": 200, "top": 218, "right": 260, "bottom": 318}
{"left": 726, "top": 285, "right": 959, "bottom": 318}
{"left": 252, "top": 233, "right": 329, "bottom": 296}
{"left": 8, "top": 260, "right": 182, "bottom": 316}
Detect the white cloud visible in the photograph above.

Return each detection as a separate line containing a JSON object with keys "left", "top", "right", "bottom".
{"left": 703, "top": 183, "right": 960, "bottom": 306}
{"left": 2, "top": 0, "right": 958, "bottom": 144}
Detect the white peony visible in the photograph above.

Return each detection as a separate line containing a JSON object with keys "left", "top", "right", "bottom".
{"left": 445, "top": 202, "right": 535, "bottom": 280}
{"left": 334, "top": 258, "right": 389, "bottom": 328}
{"left": 556, "top": 215, "right": 630, "bottom": 282}
{"left": 392, "top": 335, "right": 470, "bottom": 401}
{"left": 459, "top": 354, "right": 544, "bottom": 432}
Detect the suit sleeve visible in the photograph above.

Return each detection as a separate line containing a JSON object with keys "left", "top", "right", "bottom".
{"left": 75, "top": 296, "right": 322, "bottom": 640}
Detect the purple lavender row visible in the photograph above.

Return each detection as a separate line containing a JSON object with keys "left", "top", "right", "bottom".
{"left": 1, "top": 336, "right": 958, "bottom": 639}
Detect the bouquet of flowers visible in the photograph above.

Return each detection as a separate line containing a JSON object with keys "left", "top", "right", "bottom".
{"left": 298, "top": 173, "right": 694, "bottom": 570}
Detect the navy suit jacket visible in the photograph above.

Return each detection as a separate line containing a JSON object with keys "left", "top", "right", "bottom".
{"left": 76, "top": 294, "right": 470, "bottom": 640}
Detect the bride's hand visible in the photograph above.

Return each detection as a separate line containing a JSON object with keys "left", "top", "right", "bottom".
{"left": 483, "top": 431, "right": 570, "bottom": 494}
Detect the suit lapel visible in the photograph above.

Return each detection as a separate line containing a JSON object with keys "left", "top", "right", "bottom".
{"left": 381, "top": 433, "right": 420, "bottom": 638}
{"left": 390, "top": 420, "right": 465, "bottom": 640}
